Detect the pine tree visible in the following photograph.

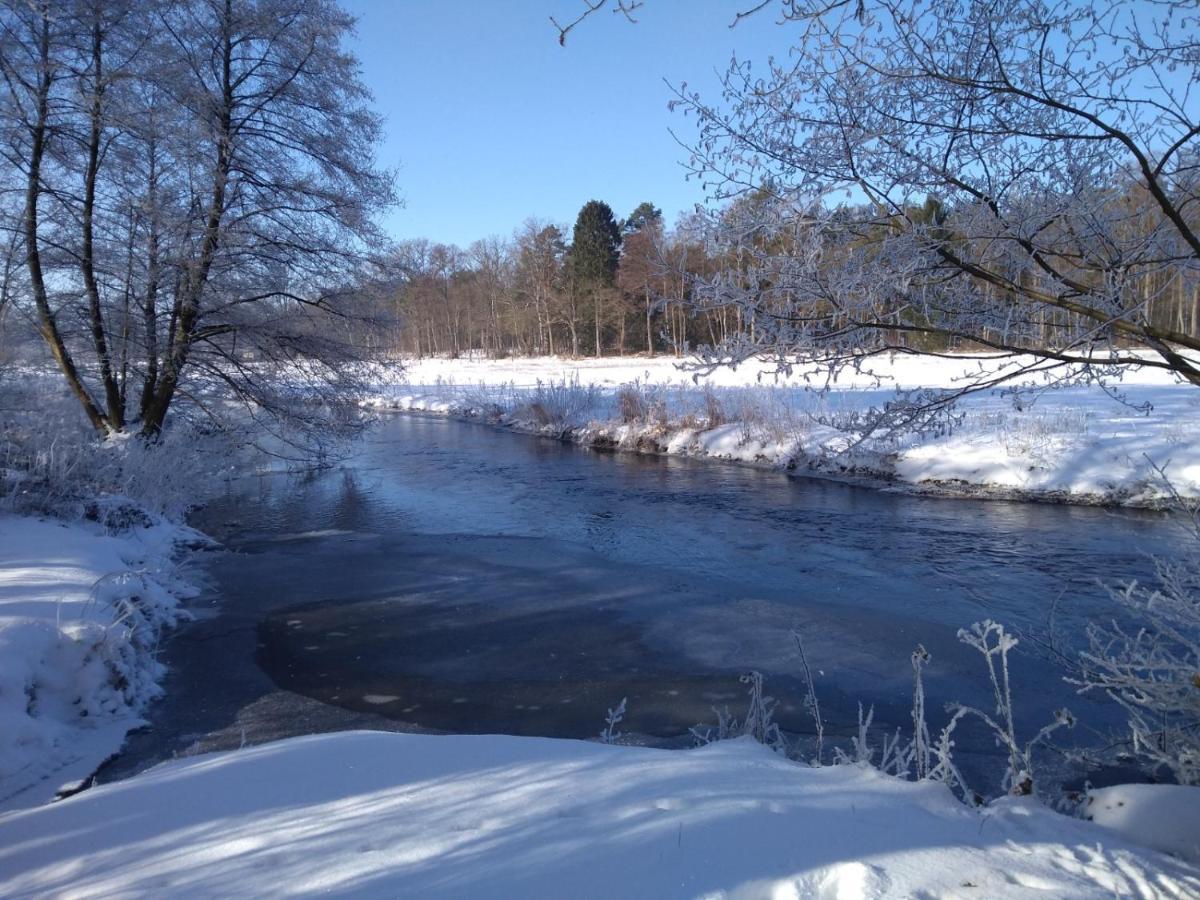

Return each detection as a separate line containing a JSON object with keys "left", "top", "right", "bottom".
{"left": 570, "top": 200, "right": 622, "bottom": 286}
{"left": 569, "top": 200, "right": 622, "bottom": 356}
{"left": 624, "top": 201, "right": 662, "bottom": 234}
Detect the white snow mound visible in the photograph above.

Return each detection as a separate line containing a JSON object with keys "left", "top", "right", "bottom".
{"left": 0, "top": 732, "right": 1195, "bottom": 898}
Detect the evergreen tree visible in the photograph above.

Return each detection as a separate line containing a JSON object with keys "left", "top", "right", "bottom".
{"left": 624, "top": 201, "right": 662, "bottom": 234}
{"left": 570, "top": 200, "right": 623, "bottom": 356}
{"left": 570, "top": 200, "right": 622, "bottom": 287}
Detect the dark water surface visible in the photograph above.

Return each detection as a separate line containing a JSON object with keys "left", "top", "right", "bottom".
{"left": 102, "top": 414, "right": 1186, "bottom": 792}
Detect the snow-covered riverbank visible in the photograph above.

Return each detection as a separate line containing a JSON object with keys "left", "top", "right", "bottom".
{"left": 1, "top": 730, "right": 1196, "bottom": 898}
{"left": 365, "top": 354, "right": 1200, "bottom": 505}
{"left": 0, "top": 512, "right": 197, "bottom": 812}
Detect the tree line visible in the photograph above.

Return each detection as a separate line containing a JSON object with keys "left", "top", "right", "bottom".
{"left": 4, "top": 0, "right": 1199, "bottom": 445}
{"left": 384, "top": 181, "right": 1200, "bottom": 372}
{"left": 386, "top": 199, "right": 752, "bottom": 360}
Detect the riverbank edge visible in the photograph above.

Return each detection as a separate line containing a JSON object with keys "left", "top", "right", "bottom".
{"left": 369, "top": 400, "right": 1176, "bottom": 511}
{"left": 0, "top": 509, "right": 208, "bottom": 812}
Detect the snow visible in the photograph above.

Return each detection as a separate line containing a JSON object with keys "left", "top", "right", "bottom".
{"left": 1, "top": 731, "right": 1196, "bottom": 899}
{"left": 0, "top": 513, "right": 192, "bottom": 812}
{"left": 365, "top": 353, "right": 1200, "bottom": 504}
{"left": 1085, "top": 784, "right": 1200, "bottom": 864}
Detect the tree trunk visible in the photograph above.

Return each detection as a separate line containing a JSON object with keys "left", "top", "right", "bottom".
{"left": 593, "top": 290, "right": 602, "bottom": 358}
{"left": 24, "top": 7, "right": 110, "bottom": 434}
{"left": 80, "top": 10, "right": 124, "bottom": 429}
{"left": 142, "top": 0, "right": 235, "bottom": 436}
{"left": 139, "top": 143, "right": 161, "bottom": 421}
{"left": 645, "top": 286, "right": 653, "bottom": 354}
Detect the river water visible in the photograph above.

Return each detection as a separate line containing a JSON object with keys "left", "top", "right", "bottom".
{"left": 100, "top": 414, "right": 1186, "bottom": 793}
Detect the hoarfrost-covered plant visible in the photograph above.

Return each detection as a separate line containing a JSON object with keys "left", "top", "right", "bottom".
{"left": 947, "top": 621, "right": 1075, "bottom": 795}
{"left": 1077, "top": 520, "right": 1200, "bottom": 785}
{"left": 833, "top": 702, "right": 914, "bottom": 778}
{"left": 599, "top": 697, "right": 627, "bottom": 744}
{"left": 518, "top": 377, "right": 601, "bottom": 433}
{"left": 692, "top": 670, "right": 789, "bottom": 756}
{"left": 739, "top": 671, "right": 789, "bottom": 754}
{"left": 792, "top": 630, "right": 824, "bottom": 764}
{"left": 841, "top": 626, "right": 1070, "bottom": 801}
{"left": 911, "top": 644, "right": 932, "bottom": 780}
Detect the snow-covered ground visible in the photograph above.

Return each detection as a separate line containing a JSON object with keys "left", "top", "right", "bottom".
{"left": 0, "top": 511, "right": 195, "bottom": 812}
{"left": 366, "top": 354, "right": 1200, "bottom": 504}
{"left": 0, "top": 731, "right": 1195, "bottom": 898}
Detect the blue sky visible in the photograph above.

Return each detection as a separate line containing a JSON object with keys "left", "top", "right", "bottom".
{"left": 339, "top": 1, "right": 790, "bottom": 247}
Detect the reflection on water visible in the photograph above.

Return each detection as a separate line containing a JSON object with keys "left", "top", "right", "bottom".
{"left": 184, "top": 414, "right": 1186, "bottom": 791}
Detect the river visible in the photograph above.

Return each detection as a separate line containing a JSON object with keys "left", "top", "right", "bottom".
{"left": 98, "top": 413, "right": 1187, "bottom": 794}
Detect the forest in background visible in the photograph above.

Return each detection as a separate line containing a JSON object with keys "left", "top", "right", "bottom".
{"left": 384, "top": 189, "right": 1200, "bottom": 365}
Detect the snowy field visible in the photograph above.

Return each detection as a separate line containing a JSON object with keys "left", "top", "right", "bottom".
{"left": 367, "top": 354, "right": 1200, "bottom": 504}
{"left": 0, "top": 513, "right": 194, "bottom": 812}
{"left": 0, "top": 731, "right": 1196, "bottom": 899}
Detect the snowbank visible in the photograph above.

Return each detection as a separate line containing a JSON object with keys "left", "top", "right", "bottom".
{"left": 0, "top": 512, "right": 195, "bottom": 812}
{"left": 366, "top": 354, "right": 1200, "bottom": 505}
{"left": 1085, "top": 784, "right": 1200, "bottom": 864}
{"left": 0, "top": 731, "right": 1195, "bottom": 898}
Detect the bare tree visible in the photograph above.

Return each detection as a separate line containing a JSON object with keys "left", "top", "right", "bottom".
{"left": 0, "top": 0, "right": 396, "bottom": 441}
{"left": 513, "top": 220, "right": 566, "bottom": 356}
{"left": 699, "top": 2, "right": 1199, "bottom": 391}
{"left": 557, "top": 0, "right": 1200, "bottom": 409}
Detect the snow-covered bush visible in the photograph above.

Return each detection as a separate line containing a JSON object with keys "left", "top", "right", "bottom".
{"left": 616, "top": 383, "right": 650, "bottom": 424}
{"left": 701, "top": 386, "right": 726, "bottom": 428}
{"left": 515, "top": 377, "right": 602, "bottom": 432}
{"left": 459, "top": 380, "right": 518, "bottom": 419}
{"left": 0, "top": 371, "right": 245, "bottom": 521}
{"left": 0, "top": 516, "right": 191, "bottom": 802}
{"left": 1077, "top": 516, "right": 1200, "bottom": 785}
{"left": 613, "top": 380, "right": 669, "bottom": 427}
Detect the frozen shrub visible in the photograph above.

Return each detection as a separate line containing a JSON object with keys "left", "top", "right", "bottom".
{"left": 691, "top": 670, "right": 789, "bottom": 756}
{"left": 818, "top": 626, "right": 1069, "bottom": 803}
{"left": 517, "top": 377, "right": 600, "bottom": 432}
{"left": 834, "top": 703, "right": 916, "bottom": 777}
{"left": 0, "top": 373, "right": 241, "bottom": 521}
{"left": 460, "top": 380, "right": 517, "bottom": 419}
{"left": 943, "top": 621, "right": 1075, "bottom": 796}
{"left": 702, "top": 387, "right": 726, "bottom": 428}
{"left": 740, "top": 671, "right": 788, "bottom": 752}
{"left": 1076, "top": 514, "right": 1200, "bottom": 785}
{"left": 616, "top": 384, "right": 650, "bottom": 423}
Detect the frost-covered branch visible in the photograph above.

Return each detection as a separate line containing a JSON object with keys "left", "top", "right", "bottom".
{"left": 1076, "top": 517, "right": 1200, "bottom": 784}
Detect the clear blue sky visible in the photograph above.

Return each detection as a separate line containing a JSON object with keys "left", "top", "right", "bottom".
{"left": 339, "top": 1, "right": 790, "bottom": 247}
